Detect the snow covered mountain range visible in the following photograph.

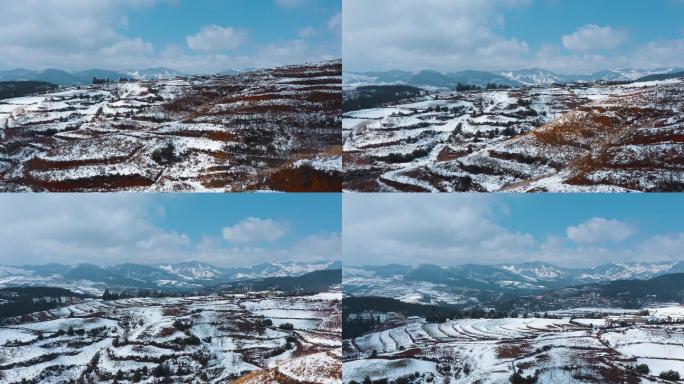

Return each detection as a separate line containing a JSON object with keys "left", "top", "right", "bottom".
{"left": 0, "top": 260, "right": 341, "bottom": 295}
{"left": 0, "top": 68, "right": 188, "bottom": 85}
{"left": 344, "top": 67, "right": 684, "bottom": 88}
{"left": 344, "top": 261, "right": 684, "bottom": 302}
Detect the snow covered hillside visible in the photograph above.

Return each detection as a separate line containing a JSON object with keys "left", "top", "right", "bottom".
{"left": 0, "top": 290, "right": 342, "bottom": 384}
{"left": 343, "top": 78, "right": 684, "bottom": 192}
{"left": 0, "top": 60, "right": 341, "bottom": 192}
{"left": 343, "top": 307, "right": 684, "bottom": 384}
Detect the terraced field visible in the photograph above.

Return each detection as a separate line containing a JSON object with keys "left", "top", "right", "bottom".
{"left": 343, "top": 79, "right": 684, "bottom": 192}
{"left": 0, "top": 292, "right": 342, "bottom": 384}
{"left": 343, "top": 310, "right": 684, "bottom": 384}
{"left": 0, "top": 61, "right": 342, "bottom": 192}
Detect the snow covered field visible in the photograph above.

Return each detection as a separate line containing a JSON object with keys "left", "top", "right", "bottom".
{"left": 343, "top": 79, "right": 684, "bottom": 192}
{"left": 343, "top": 307, "right": 684, "bottom": 384}
{"left": 0, "top": 61, "right": 342, "bottom": 192}
{"left": 0, "top": 291, "right": 342, "bottom": 383}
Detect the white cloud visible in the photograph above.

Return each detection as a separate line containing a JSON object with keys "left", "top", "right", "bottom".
{"left": 343, "top": 0, "right": 532, "bottom": 72}
{"left": 186, "top": 25, "right": 249, "bottom": 52}
{"left": 222, "top": 218, "right": 288, "bottom": 245}
{"left": 630, "top": 38, "right": 684, "bottom": 69}
{"left": 0, "top": 0, "right": 156, "bottom": 70}
{"left": 0, "top": 195, "right": 191, "bottom": 266}
{"left": 258, "top": 39, "right": 311, "bottom": 63}
{"left": 101, "top": 38, "right": 154, "bottom": 56}
{"left": 151, "top": 38, "right": 335, "bottom": 74}
{"left": 343, "top": 196, "right": 684, "bottom": 268}
{"left": 562, "top": 25, "right": 628, "bottom": 53}
{"left": 343, "top": 194, "right": 535, "bottom": 266}
{"left": 292, "top": 233, "right": 342, "bottom": 262}
{"left": 327, "top": 12, "right": 342, "bottom": 36}
{"left": 343, "top": 1, "right": 681, "bottom": 74}
{"left": 298, "top": 26, "right": 318, "bottom": 38}
{"left": 635, "top": 233, "right": 684, "bottom": 262}
{"left": 0, "top": 196, "right": 338, "bottom": 267}
{"left": 566, "top": 218, "right": 635, "bottom": 245}
{"left": 0, "top": 0, "right": 340, "bottom": 73}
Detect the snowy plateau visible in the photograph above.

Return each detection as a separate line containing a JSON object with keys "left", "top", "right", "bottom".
{"left": 343, "top": 77, "right": 684, "bottom": 192}
{"left": 343, "top": 307, "right": 684, "bottom": 384}
{"left": 0, "top": 61, "right": 341, "bottom": 192}
{"left": 343, "top": 261, "right": 684, "bottom": 383}
{"left": 0, "top": 291, "right": 341, "bottom": 384}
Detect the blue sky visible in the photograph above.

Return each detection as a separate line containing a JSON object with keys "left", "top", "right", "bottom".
{"left": 152, "top": 194, "right": 341, "bottom": 242}
{"left": 344, "top": 0, "right": 684, "bottom": 73}
{"left": 0, "top": 0, "right": 341, "bottom": 73}
{"left": 0, "top": 194, "right": 341, "bottom": 267}
{"left": 497, "top": 194, "right": 684, "bottom": 248}
{"left": 505, "top": 0, "right": 684, "bottom": 53}
{"left": 343, "top": 194, "right": 684, "bottom": 267}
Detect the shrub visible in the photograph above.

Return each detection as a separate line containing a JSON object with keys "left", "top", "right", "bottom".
{"left": 278, "top": 323, "right": 294, "bottom": 331}
{"left": 635, "top": 364, "right": 650, "bottom": 375}
{"left": 510, "top": 372, "right": 538, "bottom": 384}
{"left": 152, "top": 143, "right": 178, "bottom": 165}
{"left": 659, "top": 371, "right": 681, "bottom": 381}
{"left": 173, "top": 319, "right": 192, "bottom": 332}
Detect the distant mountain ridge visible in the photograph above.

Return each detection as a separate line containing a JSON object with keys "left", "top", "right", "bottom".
{"left": 344, "top": 67, "right": 684, "bottom": 88}
{"left": 346, "top": 261, "right": 684, "bottom": 295}
{"left": 217, "top": 269, "right": 341, "bottom": 293}
{"left": 0, "top": 260, "right": 341, "bottom": 294}
{"left": 0, "top": 67, "right": 187, "bottom": 85}
{"left": 507, "top": 273, "right": 684, "bottom": 311}
{"left": 345, "top": 262, "right": 684, "bottom": 308}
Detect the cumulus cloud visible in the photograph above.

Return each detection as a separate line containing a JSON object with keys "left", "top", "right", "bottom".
{"left": 298, "top": 26, "right": 318, "bottom": 38}
{"left": 194, "top": 232, "right": 341, "bottom": 267}
{"left": 186, "top": 25, "right": 249, "bottom": 52}
{"left": 0, "top": 196, "right": 338, "bottom": 267}
{"left": 327, "top": 12, "right": 342, "bottom": 36}
{"left": 343, "top": 194, "right": 535, "bottom": 266}
{"left": 636, "top": 233, "right": 684, "bottom": 262}
{"left": 343, "top": 196, "right": 682, "bottom": 267}
{"left": 0, "top": 195, "right": 191, "bottom": 266}
{"left": 343, "top": 0, "right": 533, "bottom": 72}
{"left": 222, "top": 218, "right": 288, "bottom": 245}
{"left": 562, "top": 25, "right": 628, "bottom": 53}
{"left": 0, "top": 0, "right": 340, "bottom": 73}
{"left": 101, "top": 38, "right": 154, "bottom": 57}
{"left": 343, "top": 0, "right": 681, "bottom": 74}
{"left": 292, "top": 233, "right": 342, "bottom": 262}
{"left": 566, "top": 218, "right": 636, "bottom": 245}
{"left": 0, "top": 0, "right": 156, "bottom": 70}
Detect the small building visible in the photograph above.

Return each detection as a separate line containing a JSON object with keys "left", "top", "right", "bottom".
{"left": 605, "top": 315, "right": 647, "bottom": 327}
{"left": 348, "top": 311, "right": 405, "bottom": 323}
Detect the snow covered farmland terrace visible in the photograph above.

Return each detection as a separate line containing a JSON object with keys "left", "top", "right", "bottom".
{"left": 343, "top": 79, "right": 684, "bottom": 192}
{"left": 0, "top": 60, "right": 342, "bottom": 192}
{"left": 343, "top": 308, "right": 684, "bottom": 384}
{"left": 0, "top": 292, "right": 342, "bottom": 384}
